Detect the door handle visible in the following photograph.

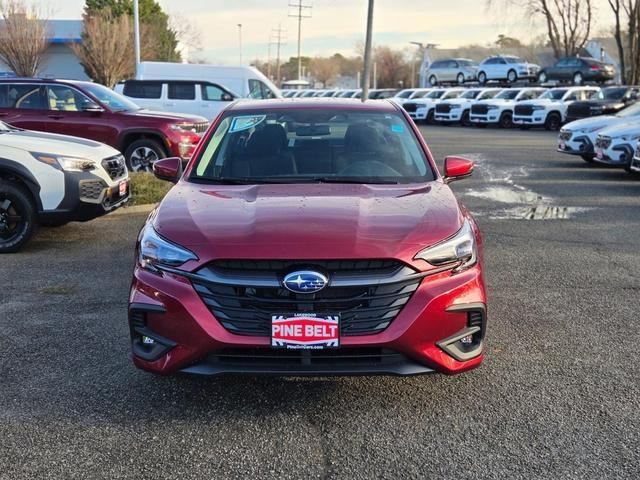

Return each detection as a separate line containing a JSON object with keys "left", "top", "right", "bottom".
{"left": 48, "top": 114, "right": 64, "bottom": 120}
{"left": 163, "top": 103, "right": 176, "bottom": 107}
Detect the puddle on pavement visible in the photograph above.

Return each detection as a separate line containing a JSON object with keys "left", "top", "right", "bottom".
{"left": 460, "top": 154, "right": 591, "bottom": 220}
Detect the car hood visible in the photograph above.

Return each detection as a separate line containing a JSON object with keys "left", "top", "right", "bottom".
{"left": 481, "top": 99, "right": 516, "bottom": 107}
{"left": 563, "top": 115, "right": 621, "bottom": 131}
{"left": 571, "top": 100, "right": 626, "bottom": 111}
{"left": 0, "top": 128, "right": 120, "bottom": 159}
{"left": 153, "top": 182, "right": 464, "bottom": 264}
{"left": 122, "top": 109, "right": 208, "bottom": 123}
{"left": 599, "top": 121, "right": 640, "bottom": 137}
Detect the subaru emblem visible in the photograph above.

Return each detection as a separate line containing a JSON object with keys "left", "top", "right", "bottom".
{"left": 283, "top": 270, "right": 328, "bottom": 294}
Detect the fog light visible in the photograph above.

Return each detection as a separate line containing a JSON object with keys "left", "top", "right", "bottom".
{"left": 460, "top": 334, "right": 473, "bottom": 345}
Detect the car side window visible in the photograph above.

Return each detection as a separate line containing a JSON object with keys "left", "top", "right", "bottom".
{"left": 123, "top": 81, "right": 162, "bottom": 99}
{"left": 168, "top": 82, "right": 196, "bottom": 100}
{"left": 497, "top": 58, "right": 507, "bottom": 65}
{"left": 0, "top": 84, "right": 46, "bottom": 110}
{"left": 201, "top": 84, "right": 226, "bottom": 101}
{"left": 47, "top": 85, "right": 92, "bottom": 112}
{"left": 248, "top": 79, "right": 275, "bottom": 99}
{"left": 565, "top": 92, "right": 578, "bottom": 101}
{"left": 430, "top": 61, "right": 442, "bottom": 69}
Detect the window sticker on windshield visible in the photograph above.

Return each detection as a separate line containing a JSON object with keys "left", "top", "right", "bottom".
{"left": 229, "top": 115, "right": 266, "bottom": 133}
{"left": 391, "top": 124, "right": 404, "bottom": 133}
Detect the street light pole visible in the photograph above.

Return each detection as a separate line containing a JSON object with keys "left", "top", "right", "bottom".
{"left": 361, "top": 0, "right": 374, "bottom": 102}
{"left": 237, "top": 24, "right": 243, "bottom": 65}
{"left": 133, "top": 0, "right": 141, "bottom": 79}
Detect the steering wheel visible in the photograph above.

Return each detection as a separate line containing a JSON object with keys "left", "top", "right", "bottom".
{"left": 337, "top": 160, "right": 401, "bottom": 177}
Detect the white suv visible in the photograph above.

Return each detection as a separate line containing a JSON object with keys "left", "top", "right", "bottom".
{"left": 403, "top": 88, "right": 464, "bottom": 123}
{"left": 557, "top": 102, "right": 640, "bottom": 162}
{"left": 477, "top": 56, "right": 540, "bottom": 84}
{"left": 592, "top": 121, "right": 640, "bottom": 171}
{"left": 0, "top": 122, "right": 129, "bottom": 252}
{"left": 434, "top": 88, "right": 501, "bottom": 125}
{"left": 470, "top": 88, "right": 546, "bottom": 128}
{"left": 512, "top": 86, "right": 601, "bottom": 130}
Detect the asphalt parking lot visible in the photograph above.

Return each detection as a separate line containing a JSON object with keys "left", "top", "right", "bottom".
{"left": 1, "top": 125, "right": 639, "bottom": 479}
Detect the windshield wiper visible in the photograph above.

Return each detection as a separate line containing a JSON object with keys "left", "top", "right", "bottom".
{"left": 312, "top": 177, "right": 399, "bottom": 185}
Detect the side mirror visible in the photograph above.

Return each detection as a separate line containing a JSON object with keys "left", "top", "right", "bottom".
{"left": 221, "top": 92, "right": 234, "bottom": 101}
{"left": 443, "top": 156, "right": 474, "bottom": 184}
{"left": 153, "top": 157, "right": 182, "bottom": 183}
{"left": 82, "top": 101, "right": 104, "bottom": 113}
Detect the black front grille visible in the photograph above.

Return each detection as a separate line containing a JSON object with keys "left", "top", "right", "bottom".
{"left": 191, "top": 259, "right": 422, "bottom": 337}
{"left": 514, "top": 105, "right": 533, "bottom": 116}
{"left": 435, "top": 103, "right": 451, "bottom": 113}
{"left": 102, "top": 155, "right": 126, "bottom": 180}
{"left": 403, "top": 102, "right": 418, "bottom": 113}
{"left": 79, "top": 180, "right": 105, "bottom": 200}
{"left": 471, "top": 104, "right": 489, "bottom": 115}
{"left": 567, "top": 103, "right": 591, "bottom": 120}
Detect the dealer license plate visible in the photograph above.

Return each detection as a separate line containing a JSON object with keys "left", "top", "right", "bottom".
{"left": 559, "top": 141, "right": 566, "bottom": 150}
{"left": 119, "top": 180, "right": 128, "bottom": 197}
{"left": 271, "top": 314, "right": 340, "bottom": 349}
{"left": 596, "top": 149, "right": 604, "bottom": 160}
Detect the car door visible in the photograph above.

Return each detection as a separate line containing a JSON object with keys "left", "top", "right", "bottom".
{"left": 443, "top": 60, "right": 457, "bottom": 82}
{"left": 0, "top": 83, "right": 48, "bottom": 131}
{"left": 165, "top": 82, "right": 198, "bottom": 116}
{"left": 44, "top": 84, "right": 118, "bottom": 146}
{"left": 199, "top": 83, "right": 233, "bottom": 120}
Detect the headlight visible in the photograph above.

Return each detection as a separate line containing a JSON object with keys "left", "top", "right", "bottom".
{"left": 169, "top": 123, "right": 201, "bottom": 133}
{"left": 138, "top": 223, "right": 198, "bottom": 272}
{"left": 531, "top": 106, "right": 546, "bottom": 111}
{"left": 414, "top": 219, "right": 477, "bottom": 273}
{"left": 31, "top": 152, "right": 95, "bottom": 172}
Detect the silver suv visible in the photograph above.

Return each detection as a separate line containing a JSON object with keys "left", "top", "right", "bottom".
{"left": 426, "top": 58, "right": 478, "bottom": 86}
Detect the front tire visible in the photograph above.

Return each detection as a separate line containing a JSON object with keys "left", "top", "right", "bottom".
{"left": 581, "top": 154, "right": 595, "bottom": 163}
{"left": 461, "top": 110, "right": 472, "bottom": 127}
{"left": 0, "top": 180, "right": 37, "bottom": 253}
{"left": 426, "top": 109, "right": 435, "bottom": 124}
{"left": 478, "top": 72, "right": 487, "bottom": 85}
{"left": 429, "top": 75, "right": 438, "bottom": 87}
{"left": 499, "top": 111, "right": 513, "bottom": 129}
{"left": 573, "top": 72, "right": 583, "bottom": 85}
{"left": 507, "top": 69, "right": 518, "bottom": 83}
{"left": 544, "top": 112, "right": 562, "bottom": 131}
{"left": 124, "top": 139, "right": 167, "bottom": 172}
{"left": 456, "top": 73, "right": 465, "bottom": 85}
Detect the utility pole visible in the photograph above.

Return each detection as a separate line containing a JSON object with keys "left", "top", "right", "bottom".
{"left": 361, "top": 0, "right": 374, "bottom": 101}
{"left": 288, "top": 0, "right": 312, "bottom": 80}
{"left": 237, "top": 24, "right": 243, "bottom": 65}
{"left": 133, "top": 0, "right": 141, "bottom": 79}
{"left": 269, "top": 24, "right": 287, "bottom": 85}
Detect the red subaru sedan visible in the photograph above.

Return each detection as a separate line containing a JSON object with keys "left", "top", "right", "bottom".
{"left": 129, "top": 98, "right": 487, "bottom": 376}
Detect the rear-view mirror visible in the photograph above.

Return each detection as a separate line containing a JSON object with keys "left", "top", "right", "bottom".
{"left": 443, "top": 156, "right": 474, "bottom": 184}
{"left": 153, "top": 157, "right": 182, "bottom": 183}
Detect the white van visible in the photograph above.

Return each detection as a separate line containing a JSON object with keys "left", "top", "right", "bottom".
{"left": 114, "top": 62, "right": 281, "bottom": 120}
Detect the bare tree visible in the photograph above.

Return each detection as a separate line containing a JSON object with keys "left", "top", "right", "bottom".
{"left": 309, "top": 56, "right": 339, "bottom": 87}
{"left": 488, "top": 0, "right": 593, "bottom": 58}
{"left": 608, "top": 0, "right": 640, "bottom": 84}
{"left": 0, "top": 0, "right": 48, "bottom": 77}
{"left": 71, "top": 11, "right": 133, "bottom": 88}
{"left": 169, "top": 12, "right": 203, "bottom": 56}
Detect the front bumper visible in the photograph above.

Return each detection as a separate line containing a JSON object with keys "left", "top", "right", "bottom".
{"left": 129, "top": 263, "right": 487, "bottom": 376}
{"left": 409, "top": 108, "right": 429, "bottom": 121}
{"left": 557, "top": 133, "right": 595, "bottom": 157}
{"left": 470, "top": 111, "right": 501, "bottom": 124}
{"left": 630, "top": 155, "right": 640, "bottom": 173}
{"left": 513, "top": 114, "right": 546, "bottom": 126}
{"left": 39, "top": 170, "right": 130, "bottom": 225}
{"left": 434, "top": 109, "right": 464, "bottom": 122}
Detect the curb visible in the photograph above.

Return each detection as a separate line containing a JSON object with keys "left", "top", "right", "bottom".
{"left": 110, "top": 203, "right": 157, "bottom": 216}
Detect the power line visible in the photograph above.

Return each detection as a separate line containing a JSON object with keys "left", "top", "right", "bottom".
{"left": 288, "top": 0, "right": 312, "bottom": 80}
{"left": 269, "top": 24, "right": 287, "bottom": 85}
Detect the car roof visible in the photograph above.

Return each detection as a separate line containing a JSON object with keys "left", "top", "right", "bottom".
{"left": 230, "top": 98, "right": 400, "bottom": 112}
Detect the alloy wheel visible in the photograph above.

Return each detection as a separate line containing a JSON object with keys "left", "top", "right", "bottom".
{"left": 129, "top": 147, "right": 160, "bottom": 172}
{"left": 0, "top": 195, "right": 24, "bottom": 244}
{"left": 574, "top": 73, "right": 583, "bottom": 85}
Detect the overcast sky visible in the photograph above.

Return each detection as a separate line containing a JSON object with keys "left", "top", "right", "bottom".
{"left": 45, "top": 0, "right": 614, "bottom": 64}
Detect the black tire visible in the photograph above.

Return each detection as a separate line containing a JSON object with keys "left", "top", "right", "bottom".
{"left": 499, "top": 111, "right": 513, "bottom": 129}
{"left": 573, "top": 72, "right": 583, "bottom": 85}
{"left": 124, "top": 138, "right": 167, "bottom": 173}
{"left": 478, "top": 72, "right": 487, "bottom": 85}
{"left": 429, "top": 75, "right": 438, "bottom": 86}
{"left": 544, "top": 112, "right": 562, "bottom": 131}
{"left": 426, "top": 109, "right": 435, "bottom": 124}
{"left": 537, "top": 71, "right": 548, "bottom": 84}
{"left": 460, "top": 110, "right": 472, "bottom": 127}
{"left": 581, "top": 154, "right": 595, "bottom": 163}
{"left": 0, "top": 180, "right": 37, "bottom": 253}
{"left": 456, "top": 73, "right": 465, "bottom": 85}
{"left": 507, "top": 69, "right": 518, "bottom": 83}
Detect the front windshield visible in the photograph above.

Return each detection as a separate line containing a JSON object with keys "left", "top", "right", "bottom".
{"left": 461, "top": 90, "right": 480, "bottom": 99}
{"left": 478, "top": 90, "right": 498, "bottom": 100}
{"left": 496, "top": 89, "right": 520, "bottom": 100}
{"left": 442, "top": 90, "right": 462, "bottom": 100}
{"left": 191, "top": 109, "right": 434, "bottom": 184}
{"left": 396, "top": 90, "right": 414, "bottom": 98}
{"left": 82, "top": 82, "right": 139, "bottom": 112}
{"left": 617, "top": 102, "right": 640, "bottom": 118}
{"left": 602, "top": 87, "right": 627, "bottom": 100}
{"left": 425, "top": 90, "right": 444, "bottom": 99}
{"left": 540, "top": 89, "right": 568, "bottom": 100}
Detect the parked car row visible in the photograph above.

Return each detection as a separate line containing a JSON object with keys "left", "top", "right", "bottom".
{"left": 401, "top": 85, "right": 640, "bottom": 132}
{"left": 424, "top": 55, "right": 616, "bottom": 86}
